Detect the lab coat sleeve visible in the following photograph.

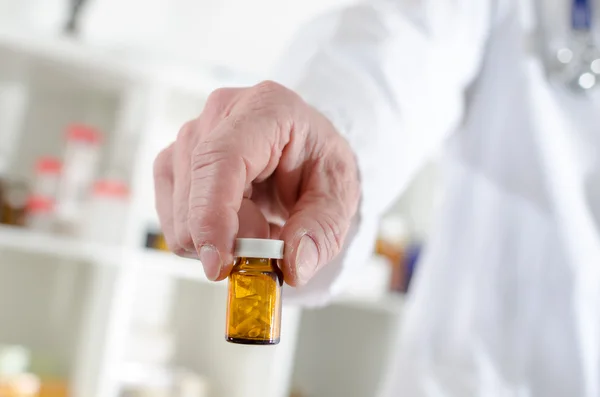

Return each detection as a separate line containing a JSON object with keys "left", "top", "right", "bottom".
{"left": 275, "top": 0, "right": 495, "bottom": 306}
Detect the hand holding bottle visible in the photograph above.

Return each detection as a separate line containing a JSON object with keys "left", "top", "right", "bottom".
{"left": 153, "top": 81, "right": 360, "bottom": 286}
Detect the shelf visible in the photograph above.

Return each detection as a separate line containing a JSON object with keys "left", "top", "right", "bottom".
{"left": 0, "top": 27, "right": 139, "bottom": 80}
{"left": 0, "top": 27, "right": 243, "bottom": 95}
{"left": 0, "top": 224, "right": 125, "bottom": 265}
{"left": 0, "top": 226, "right": 402, "bottom": 312}
{"left": 0, "top": 225, "right": 210, "bottom": 283}
{"left": 136, "top": 249, "right": 211, "bottom": 283}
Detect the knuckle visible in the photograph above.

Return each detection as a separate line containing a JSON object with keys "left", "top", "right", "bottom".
{"left": 207, "top": 87, "right": 232, "bottom": 106}
{"left": 316, "top": 211, "right": 346, "bottom": 260}
{"left": 241, "top": 82, "right": 296, "bottom": 139}
{"left": 153, "top": 145, "right": 173, "bottom": 177}
{"left": 255, "top": 80, "right": 285, "bottom": 96}
{"left": 176, "top": 120, "right": 195, "bottom": 143}
{"left": 250, "top": 81, "right": 293, "bottom": 110}
{"left": 204, "top": 87, "right": 240, "bottom": 120}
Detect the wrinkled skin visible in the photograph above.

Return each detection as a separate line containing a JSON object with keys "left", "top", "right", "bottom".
{"left": 153, "top": 81, "right": 360, "bottom": 286}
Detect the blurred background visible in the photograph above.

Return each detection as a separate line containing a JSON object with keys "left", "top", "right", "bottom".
{"left": 0, "top": 0, "right": 598, "bottom": 397}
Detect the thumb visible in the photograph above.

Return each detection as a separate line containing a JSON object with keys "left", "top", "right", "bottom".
{"left": 279, "top": 190, "right": 358, "bottom": 287}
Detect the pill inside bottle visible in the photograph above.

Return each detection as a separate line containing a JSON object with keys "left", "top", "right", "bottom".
{"left": 226, "top": 238, "right": 284, "bottom": 345}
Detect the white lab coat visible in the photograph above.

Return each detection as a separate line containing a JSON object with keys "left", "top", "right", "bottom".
{"left": 275, "top": 0, "right": 600, "bottom": 396}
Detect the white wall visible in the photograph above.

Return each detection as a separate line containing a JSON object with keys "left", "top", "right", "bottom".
{"left": 0, "top": 0, "right": 355, "bottom": 76}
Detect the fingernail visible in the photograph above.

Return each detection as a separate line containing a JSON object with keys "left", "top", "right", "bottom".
{"left": 199, "top": 244, "right": 222, "bottom": 281}
{"left": 295, "top": 235, "right": 319, "bottom": 285}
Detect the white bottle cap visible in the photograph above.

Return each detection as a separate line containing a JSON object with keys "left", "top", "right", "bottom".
{"left": 234, "top": 238, "right": 284, "bottom": 259}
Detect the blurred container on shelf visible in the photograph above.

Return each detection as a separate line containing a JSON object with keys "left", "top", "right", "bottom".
{"left": 25, "top": 196, "right": 55, "bottom": 232}
{"left": 0, "top": 345, "right": 40, "bottom": 397}
{"left": 374, "top": 214, "right": 425, "bottom": 294}
{"left": 1, "top": 179, "right": 30, "bottom": 226}
{"left": 375, "top": 215, "right": 409, "bottom": 293}
{"left": 145, "top": 229, "right": 169, "bottom": 251}
{"left": 80, "top": 179, "right": 129, "bottom": 244}
{"left": 23, "top": 157, "right": 61, "bottom": 232}
{"left": 55, "top": 124, "right": 102, "bottom": 235}
{"left": 0, "top": 79, "right": 29, "bottom": 228}
{"left": 32, "top": 157, "right": 62, "bottom": 201}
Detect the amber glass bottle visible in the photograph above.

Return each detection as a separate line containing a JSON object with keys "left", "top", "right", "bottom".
{"left": 226, "top": 238, "right": 284, "bottom": 345}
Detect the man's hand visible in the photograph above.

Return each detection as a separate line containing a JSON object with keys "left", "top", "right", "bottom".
{"left": 153, "top": 81, "right": 360, "bottom": 286}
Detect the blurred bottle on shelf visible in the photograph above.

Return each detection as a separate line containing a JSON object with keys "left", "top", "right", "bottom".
{"left": 32, "top": 157, "right": 62, "bottom": 201}
{"left": 80, "top": 179, "right": 129, "bottom": 244}
{"left": 375, "top": 215, "right": 409, "bottom": 293}
{"left": 25, "top": 196, "right": 55, "bottom": 232}
{"left": 1, "top": 179, "right": 30, "bottom": 227}
{"left": 145, "top": 228, "right": 169, "bottom": 251}
{"left": 374, "top": 214, "right": 425, "bottom": 293}
{"left": 55, "top": 124, "right": 102, "bottom": 235}
{"left": 22, "top": 157, "right": 63, "bottom": 233}
{"left": 0, "top": 79, "right": 29, "bottom": 228}
{"left": 0, "top": 345, "right": 40, "bottom": 397}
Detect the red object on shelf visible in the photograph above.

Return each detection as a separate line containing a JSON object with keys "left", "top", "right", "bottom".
{"left": 35, "top": 157, "right": 62, "bottom": 174}
{"left": 66, "top": 124, "right": 102, "bottom": 144}
{"left": 93, "top": 180, "right": 129, "bottom": 198}
{"left": 26, "top": 196, "right": 55, "bottom": 213}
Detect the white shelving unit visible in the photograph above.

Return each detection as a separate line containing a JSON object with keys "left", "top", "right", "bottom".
{"left": 0, "top": 26, "right": 405, "bottom": 397}
{"left": 0, "top": 225, "right": 210, "bottom": 280}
